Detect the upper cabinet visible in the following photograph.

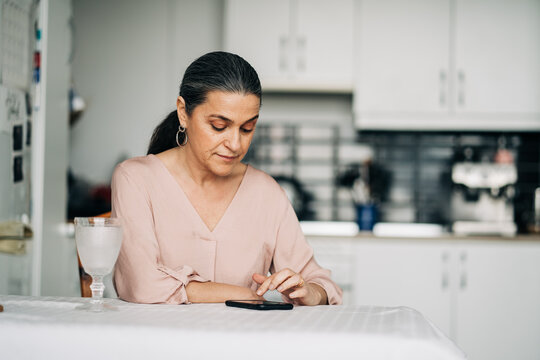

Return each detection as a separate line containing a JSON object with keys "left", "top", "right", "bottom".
{"left": 454, "top": 0, "right": 540, "bottom": 115}
{"left": 355, "top": 0, "right": 451, "bottom": 115}
{"left": 354, "top": 0, "right": 540, "bottom": 131}
{"left": 224, "top": 0, "right": 355, "bottom": 92}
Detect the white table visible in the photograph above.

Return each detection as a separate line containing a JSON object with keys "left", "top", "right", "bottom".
{"left": 0, "top": 295, "right": 466, "bottom": 360}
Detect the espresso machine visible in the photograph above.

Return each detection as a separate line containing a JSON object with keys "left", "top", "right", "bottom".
{"left": 450, "top": 162, "right": 517, "bottom": 236}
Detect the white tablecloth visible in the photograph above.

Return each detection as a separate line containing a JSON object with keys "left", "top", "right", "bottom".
{"left": 0, "top": 295, "right": 466, "bottom": 360}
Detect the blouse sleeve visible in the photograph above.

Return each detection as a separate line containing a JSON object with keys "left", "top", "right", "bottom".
{"left": 271, "top": 194, "right": 343, "bottom": 305}
{"left": 111, "top": 164, "right": 207, "bottom": 304}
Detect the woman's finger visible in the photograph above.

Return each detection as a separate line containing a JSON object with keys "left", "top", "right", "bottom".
{"left": 256, "top": 269, "right": 294, "bottom": 296}
{"left": 276, "top": 273, "right": 304, "bottom": 293}
{"left": 256, "top": 275, "right": 274, "bottom": 296}
{"left": 288, "top": 287, "right": 308, "bottom": 299}
{"left": 267, "top": 269, "right": 295, "bottom": 290}
{"left": 252, "top": 273, "right": 267, "bottom": 285}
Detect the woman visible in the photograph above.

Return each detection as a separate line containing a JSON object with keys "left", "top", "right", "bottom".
{"left": 111, "top": 51, "right": 342, "bottom": 305}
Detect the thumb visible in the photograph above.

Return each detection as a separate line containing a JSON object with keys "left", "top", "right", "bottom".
{"left": 252, "top": 273, "right": 267, "bottom": 284}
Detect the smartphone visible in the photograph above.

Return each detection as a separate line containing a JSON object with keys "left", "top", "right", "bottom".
{"left": 225, "top": 300, "right": 293, "bottom": 310}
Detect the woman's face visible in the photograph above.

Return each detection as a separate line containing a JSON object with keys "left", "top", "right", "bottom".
{"left": 177, "top": 90, "right": 260, "bottom": 177}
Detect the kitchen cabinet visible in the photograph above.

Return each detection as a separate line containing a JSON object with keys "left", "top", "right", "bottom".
{"left": 224, "top": 0, "right": 354, "bottom": 92}
{"left": 307, "top": 237, "right": 356, "bottom": 304}
{"left": 355, "top": 0, "right": 451, "bottom": 116}
{"left": 351, "top": 237, "right": 540, "bottom": 360}
{"left": 354, "top": 0, "right": 540, "bottom": 131}
{"left": 353, "top": 240, "right": 453, "bottom": 335}
{"left": 455, "top": 241, "right": 540, "bottom": 360}
{"left": 455, "top": 0, "right": 540, "bottom": 116}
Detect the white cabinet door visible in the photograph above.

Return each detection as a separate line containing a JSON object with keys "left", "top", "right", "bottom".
{"left": 308, "top": 237, "right": 355, "bottom": 305}
{"left": 355, "top": 0, "right": 451, "bottom": 115}
{"left": 295, "top": 0, "right": 354, "bottom": 90}
{"left": 353, "top": 240, "right": 453, "bottom": 336}
{"left": 455, "top": 241, "right": 540, "bottom": 360}
{"left": 225, "top": 0, "right": 354, "bottom": 92}
{"left": 224, "top": 0, "right": 291, "bottom": 86}
{"left": 354, "top": 0, "right": 540, "bottom": 131}
{"left": 454, "top": 0, "right": 540, "bottom": 116}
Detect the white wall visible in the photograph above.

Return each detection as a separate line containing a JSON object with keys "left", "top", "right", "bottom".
{"left": 71, "top": 0, "right": 224, "bottom": 184}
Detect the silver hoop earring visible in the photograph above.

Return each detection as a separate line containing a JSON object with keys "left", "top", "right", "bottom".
{"left": 176, "top": 125, "right": 188, "bottom": 147}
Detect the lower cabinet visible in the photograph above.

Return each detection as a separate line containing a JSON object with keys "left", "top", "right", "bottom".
{"left": 353, "top": 240, "right": 453, "bottom": 336}
{"left": 454, "top": 241, "right": 540, "bottom": 360}
{"left": 308, "top": 237, "right": 355, "bottom": 305}
{"left": 308, "top": 236, "right": 540, "bottom": 360}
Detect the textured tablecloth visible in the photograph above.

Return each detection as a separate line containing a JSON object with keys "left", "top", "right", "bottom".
{"left": 0, "top": 295, "right": 466, "bottom": 359}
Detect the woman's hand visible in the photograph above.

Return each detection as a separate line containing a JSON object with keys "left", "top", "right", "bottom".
{"left": 252, "top": 270, "right": 327, "bottom": 306}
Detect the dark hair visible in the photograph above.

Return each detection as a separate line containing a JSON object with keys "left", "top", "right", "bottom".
{"left": 147, "top": 51, "right": 262, "bottom": 155}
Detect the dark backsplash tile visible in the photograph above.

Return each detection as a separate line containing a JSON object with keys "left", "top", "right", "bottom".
{"left": 248, "top": 125, "right": 540, "bottom": 233}
{"left": 359, "top": 131, "right": 540, "bottom": 232}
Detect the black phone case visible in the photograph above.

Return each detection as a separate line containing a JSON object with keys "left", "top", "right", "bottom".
{"left": 225, "top": 300, "right": 293, "bottom": 310}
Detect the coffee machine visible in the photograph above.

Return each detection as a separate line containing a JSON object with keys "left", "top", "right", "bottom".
{"left": 450, "top": 162, "right": 517, "bottom": 236}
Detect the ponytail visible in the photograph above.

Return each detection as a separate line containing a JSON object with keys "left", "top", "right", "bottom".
{"left": 147, "top": 110, "right": 184, "bottom": 155}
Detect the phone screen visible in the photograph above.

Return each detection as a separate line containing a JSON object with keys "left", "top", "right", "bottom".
{"left": 225, "top": 300, "right": 293, "bottom": 310}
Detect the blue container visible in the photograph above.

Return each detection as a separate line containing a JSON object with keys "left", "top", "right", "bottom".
{"left": 356, "top": 204, "right": 377, "bottom": 231}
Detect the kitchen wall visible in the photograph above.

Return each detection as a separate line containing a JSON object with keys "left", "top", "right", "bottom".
{"left": 70, "top": 0, "right": 357, "bottom": 186}
{"left": 71, "top": 0, "right": 223, "bottom": 184}
{"left": 71, "top": 0, "right": 540, "bottom": 228}
{"left": 357, "top": 131, "right": 540, "bottom": 230}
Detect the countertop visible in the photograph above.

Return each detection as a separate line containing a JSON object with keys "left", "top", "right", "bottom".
{"left": 300, "top": 221, "right": 540, "bottom": 242}
{"left": 351, "top": 232, "right": 540, "bottom": 242}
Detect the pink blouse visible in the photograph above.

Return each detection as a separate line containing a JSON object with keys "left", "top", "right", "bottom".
{"left": 111, "top": 155, "right": 342, "bottom": 305}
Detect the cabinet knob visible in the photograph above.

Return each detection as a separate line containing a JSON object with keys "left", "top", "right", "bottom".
{"left": 457, "top": 70, "right": 466, "bottom": 107}
{"left": 279, "top": 36, "right": 288, "bottom": 72}
{"left": 441, "top": 251, "right": 449, "bottom": 290}
{"left": 297, "top": 37, "right": 306, "bottom": 72}
{"left": 460, "top": 250, "right": 468, "bottom": 290}
{"left": 439, "top": 70, "right": 447, "bottom": 107}
{"left": 460, "top": 272, "right": 468, "bottom": 289}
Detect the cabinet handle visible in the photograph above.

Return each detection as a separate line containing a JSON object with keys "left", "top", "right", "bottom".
{"left": 439, "top": 70, "right": 447, "bottom": 107}
{"left": 457, "top": 70, "right": 466, "bottom": 107}
{"left": 460, "top": 251, "right": 467, "bottom": 290}
{"left": 441, "top": 251, "right": 449, "bottom": 290}
{"left": 279, "top": 36, "right": 288, "bottom": 72}
{"left": 297, "top": 36, "right": 306, "bottom": 72}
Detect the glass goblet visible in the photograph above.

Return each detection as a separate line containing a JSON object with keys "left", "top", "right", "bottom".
{"left": 74, "top": 217, "right": 123, "bottom": 312}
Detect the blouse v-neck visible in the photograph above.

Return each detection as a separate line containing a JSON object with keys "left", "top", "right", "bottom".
{"left": 149, "top": 154, "right": 251, "bottom": 235}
